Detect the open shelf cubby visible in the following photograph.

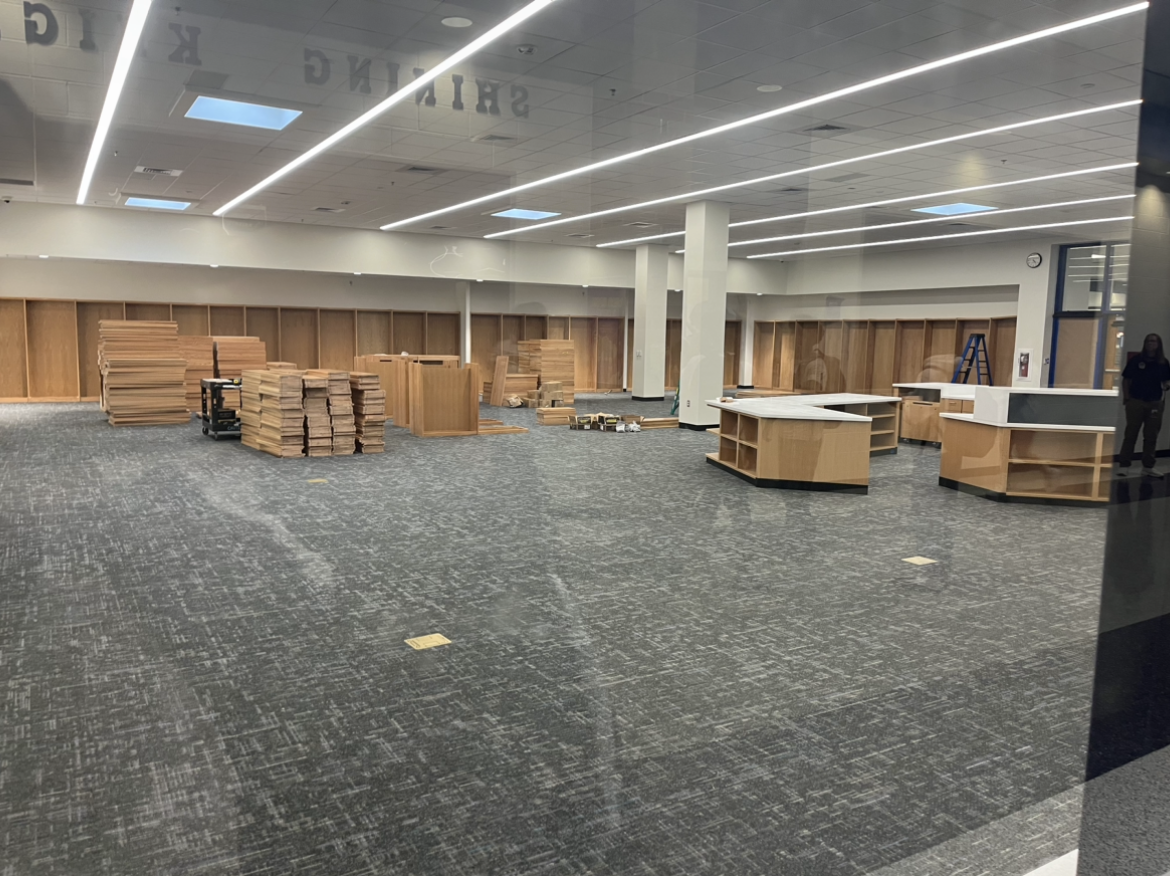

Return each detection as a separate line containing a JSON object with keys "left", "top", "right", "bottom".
{"left": 721, "top": 410, "right": 739, "bottom": 439}
{"left": 1006, "top": 463, "right": 1096, "bottom": 499}
{"left": 737, "top": 442, "right": 758, "bottom": 475}
{"left": 739, "top": 415, "right": 759, "bottom": 445}
{"left": 719, "top": 436, "right": 738, "bottom": 464}
{"left": 1009, "top": 429, "right": 1101, "bottom": 465}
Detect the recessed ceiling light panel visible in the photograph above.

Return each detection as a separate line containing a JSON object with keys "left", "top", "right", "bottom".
{"left": 912, "top": 202, "right": 997, "bottom": 216}
{"left": 185, "top": 95, "right": 302, "bottom": 130}
{"left": 492, "top": 208, "right": 561, "bottom": 220}
{"left": 125, "top": 197, "right": 192, "bottom": 210}
{"left": 442, "top": 16, "right": 473, "bottom": 27}
{"left": 757, "top": 84, "right": 783, "bottom": 93}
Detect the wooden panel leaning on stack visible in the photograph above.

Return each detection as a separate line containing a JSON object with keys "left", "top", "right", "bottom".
{"left": 97, "top": 320, "right": 189, "bottom": 426}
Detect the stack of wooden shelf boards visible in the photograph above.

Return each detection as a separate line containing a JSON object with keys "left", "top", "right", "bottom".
{"left": 518, "top": 339, "right": 575, "bottom": 403}
{"left": 213, "top": 336, "right": 267, "bottom": 379}
{"left": 350, "top": 372, "right": 386, "bottom": 453}
{"left": 176, "top": 336, "right": 214, "bottom": 412}
{"left": 97, "top": 320, "right": 189, "bottom": 426}
{"left": 536, "top": 406, "right": 576, "bottom": 426}
{"left": 317, "top": 370, "right": 356, "bottom": 455}
{"left": 302, "top": 373, "right": 332, "bottom": 457}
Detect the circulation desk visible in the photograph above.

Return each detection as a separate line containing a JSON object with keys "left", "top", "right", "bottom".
{"left": 894, "top": 382, "right": 977, "bottom": 443}
{"left": 706, "top": 393, "right": 901, "bottom": 494}
{"left": 939, "top": 386, "right": 1117, "bottom": 505}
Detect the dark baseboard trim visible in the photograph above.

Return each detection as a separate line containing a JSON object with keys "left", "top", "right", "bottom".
{"left": 901, "top": 437, "right": 942, "bottom": 448}
{"left": 938, "top": 476, "right": 1102, "bottom": 508}
{"left": 707, "top": 456, "right": 868, "bottom": 494}
{"left": 870, "top": 447, "right": 898, "bottom": 457}
{"left": 679, "top": 421, "right": 717, "bottom": 431}
{"left": 737, "top": 384, "right": 753, "bottom": 389}
{"left": 632, "top": 395, "right": 666, "bottom": 401}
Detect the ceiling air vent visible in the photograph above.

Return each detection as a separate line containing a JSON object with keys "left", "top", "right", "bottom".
{"left": 134, "top": 166, "right": 183, "bottom": 177}
{"left": 947, "top": 222, "right": 984, "bottom": 229}
{"left": 623, "top": 221, "right": 656, "bottom": 228}
{"left": 472, "top": 133, "right": 517, "bottom": 143}
{"left": 403, "top": 165, "right": 442, "bottom": 174}
{"left": 825, "top": 172, "right": 868, "bottom": 183}
{"left": 314, "top": 207, "right": 344, "bottom": 213}
{"left": 0, "top": 178, "right": 34, "bottom": 186}
{"left": 429, "top": 225, "right": 454, "bottom": 230}
{"left": 566, "top": 233, "right": 594, "bottom": 239}
{"left": 777, "top": 186, "right": 805, "bottom": 193}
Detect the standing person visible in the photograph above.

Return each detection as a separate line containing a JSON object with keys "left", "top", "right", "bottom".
{"left": 1119, "top": 332, "right": 1170, "bottom": 476}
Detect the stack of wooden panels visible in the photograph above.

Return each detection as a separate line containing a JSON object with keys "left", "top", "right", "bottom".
{"left": 349, "top": 372, "right": 386, "bottom": 453}
{"left": 213, "top": 336, "right": 267, "bottom": 379}
{"left": 97, "top": 320, "right": 189, "bottom": 425}
{"left": 518, "top": 339, "right": 575, "bottom": 403}
{"left": 267, "top": 361, "right": 299, "bottom": 371}
{"left": 641, "top": 417, "right": 680, "bottom": 429}
{"left": 240, "top": 371, "right": 262, "bottom": 449}
{"left": 302, "top": 373, "right": 332, "bottom": 457}
{"left": 176, "top": 336, "right": 214, "bottom": 412}
{"left": 256, "top": 371, "right": 305, "bottom": 457}
{"left": 537, "top": 406, "right": 577, "bottom": 426}
{"left": 308, "top": 370, "right": 355, "bottom": 455}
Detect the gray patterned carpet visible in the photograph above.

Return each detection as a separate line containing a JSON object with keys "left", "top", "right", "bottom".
{"left": 0, "top": 399, "right": 1106, "bottom": 876}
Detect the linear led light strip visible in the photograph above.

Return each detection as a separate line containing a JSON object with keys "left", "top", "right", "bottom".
{"left": 76, "top": 0, "right": 154, "bottom": 205}
{"left": 212, "top": 0, "right": 561, "bottom": 217}
{"left": 487, "top": 100, "right": 1140, "bottom": 240}
{"left": 745, "top": 215, "right": 1133, "bottom": 259}
{"left": 716, "top": 194, "right": 1136, "bottom": 249}
{"left": 383, "top": 2, "right": 1148, "bottom": 232}
{"left": 598, "top": 161, "right": 1139, "bottom": 248}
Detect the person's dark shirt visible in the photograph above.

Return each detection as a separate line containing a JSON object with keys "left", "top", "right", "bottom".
{"left": 1123, "top": 354, "right": 1170, "bottom": 401}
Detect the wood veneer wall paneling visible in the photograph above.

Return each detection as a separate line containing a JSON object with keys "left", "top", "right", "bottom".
{"left": 992, "top": 318, "right": 1017, "bottom": 386}
{"left": 548, "top": 316, "right": 568, "bottom": 339}
{"left": 724, "top": 321, "right": 742, "bottom": 388}
{"left": 319, "top": 309, "right": 356, "bottom": 371}
{"left": 279, "top": 308, "right": 319, "bottom": 369}
{"left": 753, "top": 322, "right": 776, "bottom": 388}
{"left": 26, "top": 300, "right": 80, "bottom": 399}
{"left": 570, "top": 317, "right": 597, "bottom": 391}
{"left": 245, "top": 308, "right": 280, "bottom": 361}
{"left": 501, "top": 314, "right": 523, "bottom": 370}
{"left": 752, "top": 316, "right": 1016, "bottom": 394}
{"left": 126, "top": 303, "right": 171, "bottom": 321}
{"left": 894, "top": 321, "right": 927, "bottom": 383}
{"left": 0, "top": 299, "right": 28, "bottom": 398}
{"left": 77, "top": 302, "right": 124, "bottom": 398}
{"left": 844, "top": 321, "right": 869, "bottom": 392}
{"left": 627, "top": 318, "right": 635, "bottom": 389}
{"left": 426, "top": 313, "right": 460, "bottom": 356}
{"left": 522, "top": 315, "right": 547, "bottom": 340}
{"left": 665, "top": 318, "right": 682, "bottom": 390}
{"left": 392, "top": 311, "right": 426, "bottom": 355}
{"left": 172, "top": 305, "right": 210, "bottom": 336}
{"left": 356, "top": 311, "right": 391, "bottom": 355}
{"left": 470, "top": 314, "right": 501, "bottom": 383}
{"left": 209, "top": 305, "right": 245, "bottom": 336}
{"left": 596, "top": 317, "right": 624, "bottom": 390}
{"left": 869, "top": 321, "right": 897, "bottom": 394}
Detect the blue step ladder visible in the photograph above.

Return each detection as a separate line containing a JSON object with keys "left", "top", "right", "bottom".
{"left": 952, "top": 333, "right": 993, "bottom": 385}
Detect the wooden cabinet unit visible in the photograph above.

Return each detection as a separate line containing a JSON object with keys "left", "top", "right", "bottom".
{"left": 705, "top": 394, "right": 902, "bottom": 494}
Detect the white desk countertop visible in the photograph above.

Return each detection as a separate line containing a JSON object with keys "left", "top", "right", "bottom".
{"left": 708, "top": 393, "right": 899, "bottom": 423}
{"left": 939, "top": 412, "right": 1115, "bottom": 433}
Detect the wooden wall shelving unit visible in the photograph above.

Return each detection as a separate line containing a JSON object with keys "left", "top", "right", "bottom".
{"left": 0, "top": 297, "right": 460, "bottom": 403}
{"left": 752, "top": 317, "right": 1017, "bottom": 394}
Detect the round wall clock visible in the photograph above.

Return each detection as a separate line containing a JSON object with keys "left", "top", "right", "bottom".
{"left": 1026, "top": 252, "right": 1043, "bottom": 268}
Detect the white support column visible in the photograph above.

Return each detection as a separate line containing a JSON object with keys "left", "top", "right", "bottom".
{"left": 632, "top": 244, "right": 669, "bottom": 400}
{"left": 458, "top": 280, "right": 471, "bottom": 366}
{"left": 679, "top": 201, "right": 730, "bottom": 427}
{"left": 742, "top": 294, "right": 757, "bottom": 388}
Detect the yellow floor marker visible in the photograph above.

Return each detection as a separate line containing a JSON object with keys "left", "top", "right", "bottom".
{"left": 902, "top": 556, "right": 938, "bottom": 566}
{"left": 307, "top": 479, "right": 328, "bottom": 484}
{"left": 405, "top": 634, "right": 451, "bottom": 650}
